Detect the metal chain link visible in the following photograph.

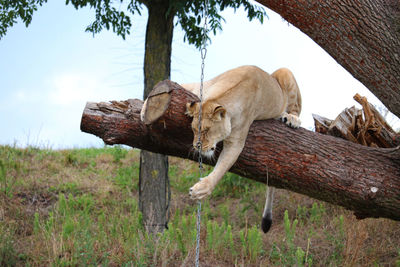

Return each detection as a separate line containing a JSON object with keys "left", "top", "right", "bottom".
{"left": 195, "top": 1, "right": 209, "bottom": 266}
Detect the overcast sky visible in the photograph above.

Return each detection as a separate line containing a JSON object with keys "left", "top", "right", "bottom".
{"left": 0, "top": 1, "right": 397, "bottom": 149}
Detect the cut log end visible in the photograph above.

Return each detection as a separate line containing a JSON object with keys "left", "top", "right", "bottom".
{"left": 141, "top": 80, "right": 191, "bottom": 125}
{"left": 142, "top": 92, "right": 171, "bottom": 125}
{"left": 141, "top": 80, "right": 174, "bottom": 125}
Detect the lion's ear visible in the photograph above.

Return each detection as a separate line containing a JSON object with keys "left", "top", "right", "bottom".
{"left": 186, "top": 101, "right": 199, "bottom": 117}
{"left": 213, "top": 105, "right": 226, "bottom": 121}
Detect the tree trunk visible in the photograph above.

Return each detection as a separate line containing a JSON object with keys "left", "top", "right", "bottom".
{"left": 80, "top": 81, "right": 400, "bottom": 221}
{"left": 139, "top": 0, "right": 174, "bottom": 233}
{"left": 255, "top": 0, "right": 400, "bottom": 118}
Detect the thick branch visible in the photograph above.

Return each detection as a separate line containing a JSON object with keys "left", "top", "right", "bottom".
{"left": 256, "top": 0, "right": 400, "bottom": 118}
{"left": 81, "top": 82, "right": 400, "bottom": 221}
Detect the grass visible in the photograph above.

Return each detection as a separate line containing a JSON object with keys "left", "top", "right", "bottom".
{"left": 0, "top": 144, "right": 399, "bottom": 266}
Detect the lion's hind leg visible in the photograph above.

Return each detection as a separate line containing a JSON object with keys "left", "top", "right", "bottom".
{"left": 279, "top": 81, "right": 301, "bottom": 128}
{"left": 283, "top": 80, "right": 301, "bottom": 128}
{"left": 272, "top": 68, "right": 302, "bottom": 128}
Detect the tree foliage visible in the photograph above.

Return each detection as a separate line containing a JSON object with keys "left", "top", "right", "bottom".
{"left": 0, "top": 0, "right": 266, "bottom": 48}
{"left": 172, "top": 0, "right": 266, "bottom": 48}
{"left": 0, "top": 0, "right": 47, "bottom": 38}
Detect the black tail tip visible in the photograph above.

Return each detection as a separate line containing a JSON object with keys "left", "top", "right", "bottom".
{"left": 261, "top": 214, "right": 272, "bottom": 233}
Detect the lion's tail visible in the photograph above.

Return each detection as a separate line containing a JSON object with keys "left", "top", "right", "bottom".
{"left": 261, "top": 186, "right": 275, "bottom": 233}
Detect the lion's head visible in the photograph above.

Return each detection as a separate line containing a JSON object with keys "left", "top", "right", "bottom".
{"left": 186, "top": 100, "right": 231, "bottom": 156}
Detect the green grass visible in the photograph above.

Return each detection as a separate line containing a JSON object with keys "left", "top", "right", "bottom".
{"left": 0, "top": 145, "right": 399, "bottom": 266}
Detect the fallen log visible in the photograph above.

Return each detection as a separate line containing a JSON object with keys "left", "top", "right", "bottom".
{"left": 81, "top": 81, "right": 400, "bottom": 221}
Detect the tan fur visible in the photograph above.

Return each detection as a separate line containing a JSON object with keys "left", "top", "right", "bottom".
{"left": 184, "top": 65, "right": 301, "bottom": 199}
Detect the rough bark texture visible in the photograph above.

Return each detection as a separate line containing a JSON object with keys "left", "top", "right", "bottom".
{"left": 256, "top": 0, "right": 400, "bottom": 118}
{"left": 139, "top": 0, "right": 175, "bottom": 233}
{"left": 80, "top": 82, "right": 400, "bottom": 221}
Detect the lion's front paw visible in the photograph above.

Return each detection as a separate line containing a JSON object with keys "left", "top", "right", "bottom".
{"left": 281, "top": 113, "right": 301, "bottom": 128}
{"left": 189, "top": 178, "right": 214, "bottom": 200}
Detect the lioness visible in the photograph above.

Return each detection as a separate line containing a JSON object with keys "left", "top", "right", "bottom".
{"left": 184, "top": 65, "right": 301, "bottom": 233}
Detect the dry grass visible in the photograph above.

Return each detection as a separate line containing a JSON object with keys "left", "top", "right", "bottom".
{"left": 0, "top": 145, "right": 399, "bottom": 266}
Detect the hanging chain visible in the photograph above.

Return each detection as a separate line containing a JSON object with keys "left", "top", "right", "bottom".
{"left": 195, "top": 1, "right": 209, "bottom": 267}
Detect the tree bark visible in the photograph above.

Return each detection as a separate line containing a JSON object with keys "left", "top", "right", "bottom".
{"left": 255, "top": 0, "right": 400, "bottom": 118}
{"left": 80, "top": 81, "right": 400, "bottom": 221}
{"left": 139, "top": 0, "right": 174, "bottom": 233}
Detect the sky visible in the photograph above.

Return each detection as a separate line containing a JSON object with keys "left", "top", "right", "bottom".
{"left": 0, "top": 1, "right": 398, "bottom": 149}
